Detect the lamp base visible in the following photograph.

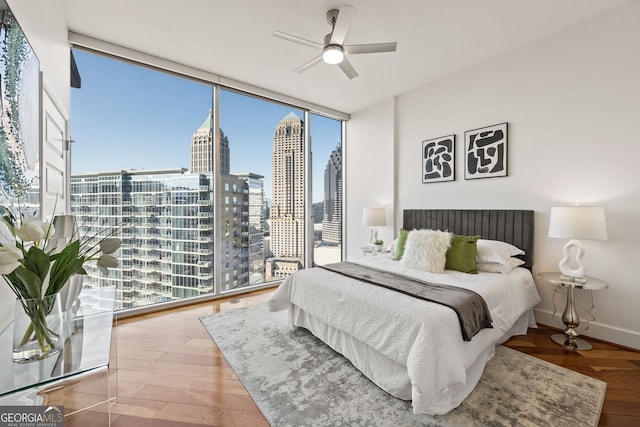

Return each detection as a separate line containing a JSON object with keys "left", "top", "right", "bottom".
{"left": 368, "top": 227, "right": 378, "bottom": 246}
{"left": 558, "top": 239, "right": 587, "bottom": 278}
{"left": 551, "top": 333, "right": 592, "bottom": 351}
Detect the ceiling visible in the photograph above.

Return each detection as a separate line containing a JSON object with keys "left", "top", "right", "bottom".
{"left": 60, "top": 0, "right": 628, "bottom": 115}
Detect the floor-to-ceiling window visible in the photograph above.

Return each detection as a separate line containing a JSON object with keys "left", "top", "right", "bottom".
{"left": 218, "top": 89, "right": 307, "bottom": 289}
{"left": 70, "top": 49, "right": 343, "bottom": 311}
{"left": 310, "top": 113, "right": 343, "bottom": 266}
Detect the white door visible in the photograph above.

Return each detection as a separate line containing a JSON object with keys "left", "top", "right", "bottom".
{"left": 40, "top": 76, "right": 69, "bottom": 220}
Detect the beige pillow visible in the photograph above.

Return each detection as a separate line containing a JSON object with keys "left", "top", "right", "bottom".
{"left": 400, "top": 229, "right": 452, "bottom": 273}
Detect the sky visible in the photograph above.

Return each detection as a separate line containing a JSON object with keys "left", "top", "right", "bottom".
{"left": 70, "top": 50, "right": 342, "bottom": 202}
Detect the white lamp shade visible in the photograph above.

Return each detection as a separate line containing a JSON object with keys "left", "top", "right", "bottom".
{"left": 548, "top": 206, "right": 607, "bottom": 240}
{"left": 362, "top": 207, "right": 386, "bottom": 227}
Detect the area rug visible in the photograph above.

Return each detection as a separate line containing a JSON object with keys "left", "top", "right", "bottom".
{"left": 201, "top": 304, "right": 606, "bottom": 427}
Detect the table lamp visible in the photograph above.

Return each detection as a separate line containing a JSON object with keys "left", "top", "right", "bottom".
{"left": 548, "top": 206, "right": 607, "bottom": 279}
{"left": 362, "top": 207, "right": 386, "bottom": 246}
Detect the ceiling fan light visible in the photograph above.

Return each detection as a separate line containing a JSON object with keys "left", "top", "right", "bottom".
{"left": 323, "top": 45, "right": 344, "bottom": 64}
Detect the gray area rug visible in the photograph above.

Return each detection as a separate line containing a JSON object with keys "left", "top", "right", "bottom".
{"left": 201, "top": 303, "right": 606, "bottom": 427}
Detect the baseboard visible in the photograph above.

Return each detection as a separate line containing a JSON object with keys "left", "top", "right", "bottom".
{"left": 534, "top": 308, "right": 640, "bottom": 351}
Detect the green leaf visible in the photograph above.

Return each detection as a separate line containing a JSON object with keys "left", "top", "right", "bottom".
{"left": 8, "top": 266, "right": 43, "bottom": 299}
{"left": 22, "top": 247, "right": 50, "bottom": 285}
{"left": 47, "top": 240, "right": 86, "bottom": 295}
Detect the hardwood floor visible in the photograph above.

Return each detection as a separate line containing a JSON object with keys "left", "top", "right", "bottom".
{"left": 107, "top": 290, "right": 273, "bottom": 427}
{"left": 92, "top": 289, "right": 639, "bottom": 426}
{"left": 504, "top": 327, "right": 640, "bottom": 427}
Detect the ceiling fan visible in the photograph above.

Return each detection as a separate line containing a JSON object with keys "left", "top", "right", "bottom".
{"left": 273, "top": 4, "right": 397, "bottom": 79}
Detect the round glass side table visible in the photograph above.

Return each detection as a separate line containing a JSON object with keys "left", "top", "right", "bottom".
{"left": 537, "top": 272, "right": 608, "bottom": 351}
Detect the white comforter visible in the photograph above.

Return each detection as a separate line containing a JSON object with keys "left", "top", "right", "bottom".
{"left": 269, "top": 255, "right": 541, "bottom": 415}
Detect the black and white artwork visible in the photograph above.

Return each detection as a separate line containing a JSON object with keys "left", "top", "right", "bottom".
{"left": 465, "top": 122, "right": 507, "bottom": 180}
{"left": 422, "top": 134, "right": 455, "bottom": 183}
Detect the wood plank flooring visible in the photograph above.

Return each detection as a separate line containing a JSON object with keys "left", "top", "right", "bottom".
{"left": 504, "top": 327, "right": 640, "bottom": 427}
{"left": 91, "top": 289, "right": 639, "bottom": 426}
{"left": 108, "top": 290, "right": 273, "bottom": 427}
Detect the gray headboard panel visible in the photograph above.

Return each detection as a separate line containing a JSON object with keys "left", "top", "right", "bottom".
{"left": 402, "top": 209, "right": 534, "bottom": 269}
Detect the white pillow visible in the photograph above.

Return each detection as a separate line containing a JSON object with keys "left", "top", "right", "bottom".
{"left": 476, "top": 239, "right": 524, "bottom": 264}
{"left": 386, "top": 239, "right": 397, "bottom": 255}
{"left": 476, "top": 257, "right": 525, "bottom": 274}
{"left": 400, "top": 229, "right": 452, "bottom": 273}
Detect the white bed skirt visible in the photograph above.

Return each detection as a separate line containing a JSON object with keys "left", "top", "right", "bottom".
{"left": 290, "top": 305, "right": 533, "bottom": 413}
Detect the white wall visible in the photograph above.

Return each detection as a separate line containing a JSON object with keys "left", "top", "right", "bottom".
{"left": 346, "top": 98, "right": 396, "bottom": 258}
{"left": 7, "top": 0, "right": 70, "bottom": 111}
{"left": 348, "top": 1, "right": 640, "bottom": 349}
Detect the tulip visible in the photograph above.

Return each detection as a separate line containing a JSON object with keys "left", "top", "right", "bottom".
{"left": 0, "top": 244, "right": 22, "bottom": 274}
{"left": 15, "top": 217, "right": 45, "bottom": 243}
{"left": 97, "top": 254, "right": 118, "bottom": 275}
{"left": 99, "top": 238, "right": 122, "bottom": 255}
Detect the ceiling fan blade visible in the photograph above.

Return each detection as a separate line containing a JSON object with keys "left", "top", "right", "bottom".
{"left": 273, "top": 31, "right": 323, "bottom": 50}
{"left": 330, "top": 4, "right": 355, "bottom": 45}
{"left": 344, "top": 42, "right": 397, "bottom": 55}
{"left": 294, "top": 54, "right": 324, "bottom": 73}
{"left": 338, "top": 56, "right": 358, "bottom": 79}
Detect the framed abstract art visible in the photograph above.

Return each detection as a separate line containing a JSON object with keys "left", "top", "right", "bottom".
{"left": 465, "top": 122, "right": 507, "bottom": 180}
{"left": 422, "top": 134, "right": 455, "bottom": 183}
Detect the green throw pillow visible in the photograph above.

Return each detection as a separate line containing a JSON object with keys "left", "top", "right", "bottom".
{"left": 393, "top": 228, "right": 410, "bottom": 260}
{"left": 446, "top": 234, "right": 480, "bottom": 273}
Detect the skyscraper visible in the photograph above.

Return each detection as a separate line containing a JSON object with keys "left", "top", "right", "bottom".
{"left": 235, "top": 172, "right": 266, "bottom": 284}
{"left": 267, "top": 112, "right": 305, "bottom": 279}
{"left": 322, "top": 140, "right": 342, "bottom": 244}
{"left": 191, "top": 110, "right": 230, "bottom": 174}
{"left": 190, "top": 110, "right": 251, "bottom": 289}
{"left": 71, "top": 169, "right": 216, "bottom": 310}
{"left": 70, "top": 110, "right": 269, "bottom": 309}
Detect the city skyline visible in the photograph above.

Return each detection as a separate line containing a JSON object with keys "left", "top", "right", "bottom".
{"left": 70, "top": 49, "right": 341, "bottom": 203}
{"left": 71, "top": 101, "right": 342, "bottom": 309}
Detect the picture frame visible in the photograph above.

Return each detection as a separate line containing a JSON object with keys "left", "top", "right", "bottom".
{"left": 422, "top": 134, "right": 455, "bottom": 183}
{"left": 465, "top": 122, "right": 507, "bottom": 180}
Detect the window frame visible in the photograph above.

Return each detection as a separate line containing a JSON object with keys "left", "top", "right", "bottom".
{"left": 69, "top": 39, "right": 347, "bottom": 317}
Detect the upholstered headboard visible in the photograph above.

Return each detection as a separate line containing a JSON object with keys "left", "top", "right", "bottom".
{"left": 403, "top": 209, "right": 535, "bottom": 269}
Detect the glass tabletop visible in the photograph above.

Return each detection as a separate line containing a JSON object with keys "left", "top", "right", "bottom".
{"left": 536, "top": 272, "right": 608, "bottom": 290}
{"left": 0, "top": 286, "right": 115, "bottom": 397}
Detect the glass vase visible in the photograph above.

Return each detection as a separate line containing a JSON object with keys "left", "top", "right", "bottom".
{"left": 13, "top": 294, "right": 63, "bottom": 363}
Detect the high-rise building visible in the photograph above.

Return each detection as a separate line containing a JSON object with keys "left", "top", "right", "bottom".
{"left": 71, "top": 168, "right": 258, "bottom": 308}
{"left": 191, "top": 110, "right": 230, "bottom": 174}
{"left": 71, "top": 169, "right": 215, "bottom": 309}
{"left": 322, "top": 141, "right": 342, "bottom": 244}
{"left": 235, "top": 173, "right": 266, "bottom": 285}
{"left": 69, "top": 110, "right": 270, "bottom": 309}
{"left": 267, "top": 112, "right": 305, "bottom": 279}
{"left": 190, "top": 110, "right": 269, "bottom": 289}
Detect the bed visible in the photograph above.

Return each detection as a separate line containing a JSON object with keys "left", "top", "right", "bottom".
{"left": 269, "top": 209, "right": 541, "bottom": 415}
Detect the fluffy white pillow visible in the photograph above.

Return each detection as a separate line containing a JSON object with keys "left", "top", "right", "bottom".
{"left": 476, "top": 239, "right": 524, "bottom": 264}
{"left": 476, "top": 257, "right": 525, "bottom": 274}
{"left": 400, "top": 229, "right": 452, "bottom": 273}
